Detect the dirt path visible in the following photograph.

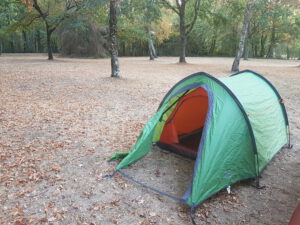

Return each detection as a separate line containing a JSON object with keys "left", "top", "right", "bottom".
{"left": 0, "top": 54, "right": 299, "bottom": 225}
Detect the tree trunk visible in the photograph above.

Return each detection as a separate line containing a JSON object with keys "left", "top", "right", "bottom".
{"left": 260, "top": 34, "right": 266, "bottom": 57}
{"left": 122, "top": 42, "right": 126, "bottom": 56}
{"left": 231, "top": 1, "right": 252, "bottom": 72}
{"left": 251, "top": 38, "right": 255, "bottom": 57}
{"left": 179, "top": 5, "right": 187, "bottom": 63}
{"left": 243, "top": 25, "right": 251, "bottom": 60}
{"left": 147, "top": 26, "right": 157, "bottom": 60}
{"left": 35, "top": 29, "right": 42, "bottom": 53}
{"left": 7, "top": 15, "right": 14, "bottom": 53}
{"left": 254, "top": 43, "right": 258, "bottom": 57}
{"left": 109, "top": 0, "right": 121, "bottom": 78}
{"left": 46, "top": 25, "right": 54, "bottom": 60}
{"left": 10, "top": 36, "right": 15, "bottom": 53}
{"left": 0, "top": 41, "right": 2, "bottom": 56}
{"left": 286, "top": 45, "right": 290, "bottom": 60}
{"left": 267, "top": 20, "right": 276, "bottom": 58}
{"left": 22, "top": 31, "right": 29, "bottom": 53}
{"left": 243, "top": 38, "right": 249, "bottom": 60}
{"left": 209, "top": 36, "right": 216, "bottom": 55}
{"left": 148, "top": 38, "right": 155, "bottom": 60}
{"left": 179, "top": 33, "right": 187, "bottom": 63}
{"left": 161, "top": 0, "right": 200, "bottom": 63}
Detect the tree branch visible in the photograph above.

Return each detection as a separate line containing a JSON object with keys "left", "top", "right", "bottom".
{"left": 186, "top": 0, "right": 201, "bottom": 35}
{"left": 32, "top": 0, "right": 47, "bottom": 21}
{"left": 32, "top": 0, "right": 85, "bottom": 33}
{"left": 25, "top": 14, "right": 42, "bottom": 27}
{"left": 51, "top": 1, "right": 83, "bottom": 31}
{"left": 161, "top": 0, "right": 179, "bottom": 15}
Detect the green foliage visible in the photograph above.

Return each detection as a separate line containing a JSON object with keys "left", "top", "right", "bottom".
{"left": 0, "top": 0, "right": 40, "bottom": 53}
{"left": 247, "top": 0, "right": 300, "bottom": 58}
{"left": 117, "top": 0, "right": 163, "bottom": 56}
{"left": 0, "top": 0, "right": 299, "bottom": 58}
{"left": 183, "top": 0, "right": 245, "bottom": 56}
{"left": 0, "top": 1, "right": 26, "bottom": 37}
{"left": 57, "top": 9, "right": 109, "bottom": 57}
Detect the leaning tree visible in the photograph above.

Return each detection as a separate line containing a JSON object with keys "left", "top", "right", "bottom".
{"left": 231, "top": 0, "right": 253, "bottom": 72}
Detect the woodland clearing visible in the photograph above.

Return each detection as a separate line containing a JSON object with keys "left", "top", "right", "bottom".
{"left": 0, "top": 54, "right": 299, "bottom": 225}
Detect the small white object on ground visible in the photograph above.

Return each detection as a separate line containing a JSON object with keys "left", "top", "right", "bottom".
{"left": 227, "top": 186, "right": 231, "bottom": 194}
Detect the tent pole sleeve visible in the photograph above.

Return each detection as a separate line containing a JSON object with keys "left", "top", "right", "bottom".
{"left": 253, "top": 154, "right": 266, "bottom": 189}
{"left": 287, "top": 125, "right": 293, "bottom": 149}
{"left": 159, "top": 90, "right": 189, "bottom": 122}
{"left": 255, "top": 153, "right": 259, "bottom": 176}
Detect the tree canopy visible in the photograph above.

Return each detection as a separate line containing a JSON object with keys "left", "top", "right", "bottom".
{"left": 0, "top": 0, "right": 299, "bottom": 59}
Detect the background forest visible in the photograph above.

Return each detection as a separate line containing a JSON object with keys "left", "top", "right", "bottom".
{"left": 1, "top": 1, "right": 300, "bottom": 225}
{"left": 0, "top": 0, "right": 299, "bottom": 60}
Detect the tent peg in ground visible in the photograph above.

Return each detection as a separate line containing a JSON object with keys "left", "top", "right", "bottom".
{"left": 252, "top": 177, "right": 266, "bottom": 190}
{"left": 190, "top": 205, "right": 197, "bottom": 225}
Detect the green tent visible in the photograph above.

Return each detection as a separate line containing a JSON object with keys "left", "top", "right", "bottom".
{"left": 110, "top": 70, "right": 290, "bottom": 209}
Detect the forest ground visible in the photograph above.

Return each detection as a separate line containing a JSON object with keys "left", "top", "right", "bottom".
{"left": 0, "top": 54, "right": 299, "bottom": 225}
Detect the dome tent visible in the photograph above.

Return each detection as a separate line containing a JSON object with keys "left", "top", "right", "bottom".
{"left": 109, "top": 70, "right": 290, "bottom": 214}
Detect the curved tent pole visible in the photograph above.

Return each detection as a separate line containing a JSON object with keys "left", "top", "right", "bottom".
{"left": 157, "top": 71, "right": 262, "bottom": 187}
{"left": 158, "top": 72, "right": 258, "bottom": 153}
{"left": 157, "top": 72, "right": 213, "bottom": 110}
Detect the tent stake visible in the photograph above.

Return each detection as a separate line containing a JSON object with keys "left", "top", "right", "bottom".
{"left": 190, "top": 205, "right": 197, "bottom": 225}
{"left": 254, "top": 177, "right": 265, "bottom": 190}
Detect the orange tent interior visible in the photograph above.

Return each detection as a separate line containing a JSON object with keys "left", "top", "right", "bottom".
{"left": 158, "top": 88, "right": 208, "bottom": 158}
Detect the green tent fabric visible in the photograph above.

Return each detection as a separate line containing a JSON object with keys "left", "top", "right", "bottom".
{"left": 110, "top": 69, "right": 289, "bottom": 207}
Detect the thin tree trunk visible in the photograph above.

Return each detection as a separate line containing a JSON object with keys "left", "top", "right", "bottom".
{"left": 10, "top": 36, "right": 15, "bottom": 53}
{"left": 251, "top": 38, "right": 255, "bottom": 57}
{"left": 147, "top": 26, "right": 157, "bottom": 60}
{"left": 254, "top": 43, "right": 258, "bottom": 57}
{"left": 7, "top": 15, "right": 14, "bottom": 53}
{"left": 267, "top": 20, "right": 276, "bottom": 58}
{"left": 286, "top": 45, "right": 290, "bottom": 60}
{"left": 243, "top": 38, "right": 249, "bottom": 60}
{"left": 109, "top": 0, "right": 121, "bottom": 78}
{"left": 46, "top": 25, "right": 53, "bottom": 60}
{"left": 0, "top": 41, "right": 2, "bottom": 55}
{"left": 179, "top": 5, "right": 187, "bottom": 63}
{"left": 243, "top": 25, "right": 251, "bottom": 60}
{"left": 260, "top": 34, "right": 266, "bottom": 57}
{"left": 231, "top": 1, "right": 252, "bottom": 72}
{"left": 209, "top": 36, "right": 216, "bottom": 55}
{"left": 35, "top": 29, "right": 42, "bottom": 53}
{"left": 122, "top": 42, "right": 126, "bottom": 56}
{"left": 22, "top": 31, "right": 28, "bottom": 53}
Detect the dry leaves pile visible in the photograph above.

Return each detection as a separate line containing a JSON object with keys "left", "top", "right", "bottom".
{"left": 1, "top": 55, "right": 299, "bottom": 225}
{"left": 0, "top": 56, "right": 151, "bottom": 224}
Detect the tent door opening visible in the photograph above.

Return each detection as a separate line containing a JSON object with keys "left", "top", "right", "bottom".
{"left": 157, "top": 88, "right": 209, "bottom": 159}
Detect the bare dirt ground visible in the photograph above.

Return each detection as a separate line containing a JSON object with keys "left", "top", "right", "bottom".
{"left": 0, "top": 54, "right": 299, "bottom": 225}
